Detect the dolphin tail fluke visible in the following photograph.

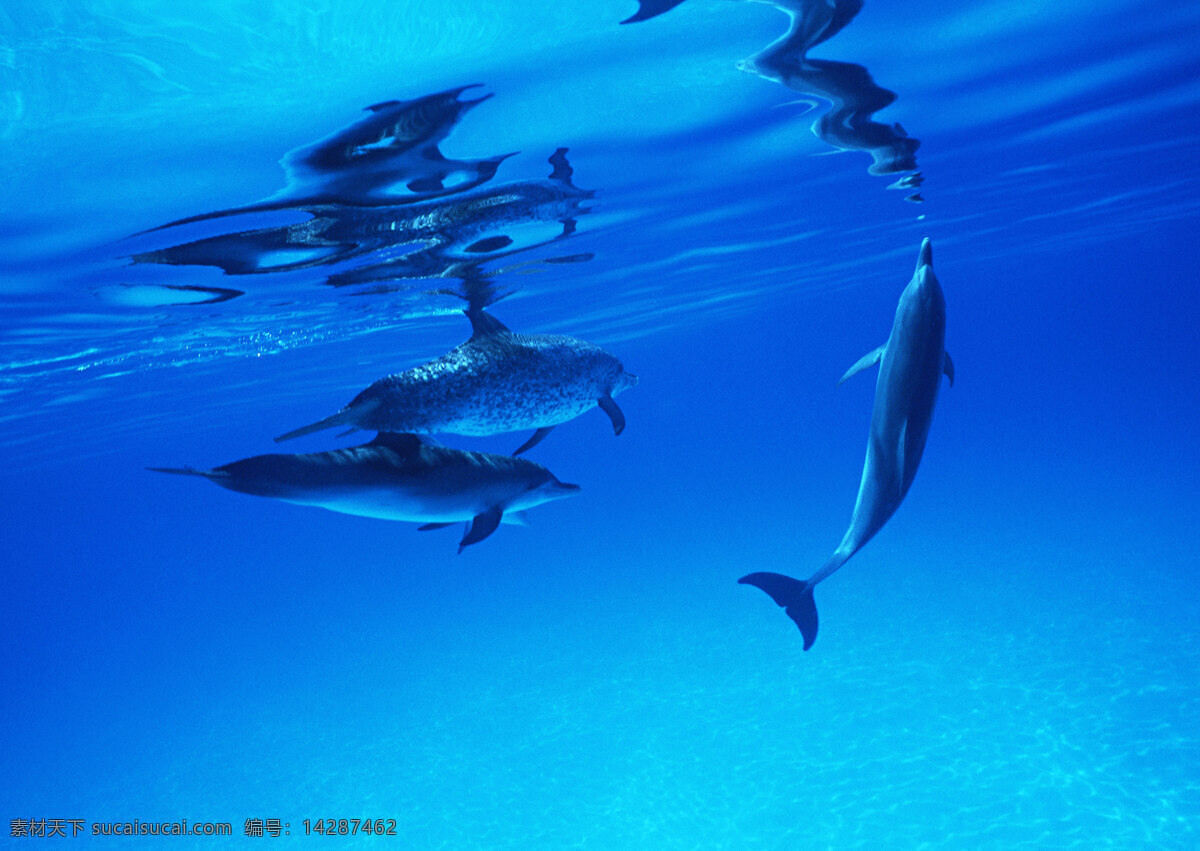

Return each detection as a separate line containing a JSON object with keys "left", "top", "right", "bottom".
{"left": 738, "top": 572, "right": 818, "bottom": 651}
{"left": 274, "top": 410, "right": 351, "bottom": 443}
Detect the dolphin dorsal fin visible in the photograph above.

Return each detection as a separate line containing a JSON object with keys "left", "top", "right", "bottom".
{"left": 465, "top": 307, "right": 511, "bottom": 341}
{"left": 943, "top": 352, "right": 955, "bottom": 387}
{"left": 368, "top": 432, "right": 426, "bottom": 454}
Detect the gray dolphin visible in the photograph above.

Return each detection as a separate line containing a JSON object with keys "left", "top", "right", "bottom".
{"left": 149, "top": 432, "right": 580, "bottom": 552}
{"left": 740, "top": 238, "right": 954, "bottom": 649}
{"left": 275, "top": 308, "right": 637, "bottom": 455}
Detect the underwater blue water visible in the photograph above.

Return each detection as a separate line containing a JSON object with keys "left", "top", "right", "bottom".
{"left": 3, "top": 0, "right": 1200, "bottom": 846}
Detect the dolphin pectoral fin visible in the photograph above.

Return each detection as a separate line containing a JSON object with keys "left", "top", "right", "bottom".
{"left": 598, "top": 394, "right": 626, "bottom": 436}
{"left": 513, "top": 426, "right": 555, "bottom": 456}
{"left": 417, "top": 522, "right": 455, "bottom": 532}
{"left": 458, "top": 506, "right": 504, "bottom": 553}
{"left": 738, "top": 572, "right": 818, "bottom": 651}
{"left": 838, "top": 345, "right": 886, "bottom": 385}
{"left": 943, "top": 352, "right": 955, "bottom": 387}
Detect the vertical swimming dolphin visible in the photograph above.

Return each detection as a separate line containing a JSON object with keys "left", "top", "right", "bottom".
{"left": 740, "top": 238, "right": 954, "bottom": 649}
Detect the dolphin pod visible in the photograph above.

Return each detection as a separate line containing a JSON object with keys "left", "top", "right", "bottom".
{"left": 150, "top": 433, "right": 580, "bottom": 553}
{"left": 151, "top": 304, "right": 632, "bottom": 550}
{"left": 143, "top": 81, "right": 951, "bottom": 639}
{"left": 275, "top": 307, "right": 637, "bottom": 456}
{"left": 145, "top": 87, "right": 634, "bottom": 553}
{"left": 740, "top": 238, "right": 953, "bottom": 649}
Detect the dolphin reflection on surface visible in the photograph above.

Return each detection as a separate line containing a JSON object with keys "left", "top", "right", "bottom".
{"left": 741, "top": 239, "right": 953, "bottom": 649}
{"left": 623, "top": 0, "right": 922, "bottom": 198}
{"left": 133, "top": 147, "right": 593, "bottom": 295}
{"left": 138, "top": 84, "right": 612, "bottom": 553}
{"left": 131, "top": 87, "right": 595, "bottom": 300}
{"left": 149, "top": 84, "right": 509, "bottom": 229}
{"left": 149, "top": 432, "right": 581, "bottom": 553}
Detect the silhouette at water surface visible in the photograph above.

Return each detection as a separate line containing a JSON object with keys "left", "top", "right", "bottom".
{"left": 624, "top": 0, "right": 922, "bottom": 197}
{"left": 132, "top": 88, "right": 594, "bottom": 297}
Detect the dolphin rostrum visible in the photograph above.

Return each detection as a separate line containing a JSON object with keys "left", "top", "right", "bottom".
{"left": 149, "top": 432, "right": 580, "bottom": 552}
{"left": 275, "top": 308, "right": 637, "bottom": 455}
{"left": 740, "top": 238, "right": 954, "bottom": 649}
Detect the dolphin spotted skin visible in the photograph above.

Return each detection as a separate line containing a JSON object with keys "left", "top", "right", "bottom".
{"left": 149, "top": 432, "right": 580, "bottom": 552}
{"left": 275, "top": 308, "right": 637, "bottom": 455}
{"left": 740, "top": 238, "right": 954, "bottom": 649}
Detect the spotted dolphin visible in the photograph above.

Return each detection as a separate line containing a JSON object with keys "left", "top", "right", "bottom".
{"left": 740, "top": 238, "right": 954, "bottom": 649}
{"left": 149, "top": 432, "right": 580, "bottom": 552}
{"left": 275, "top": 308, "right": 637, "bottom": 455}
